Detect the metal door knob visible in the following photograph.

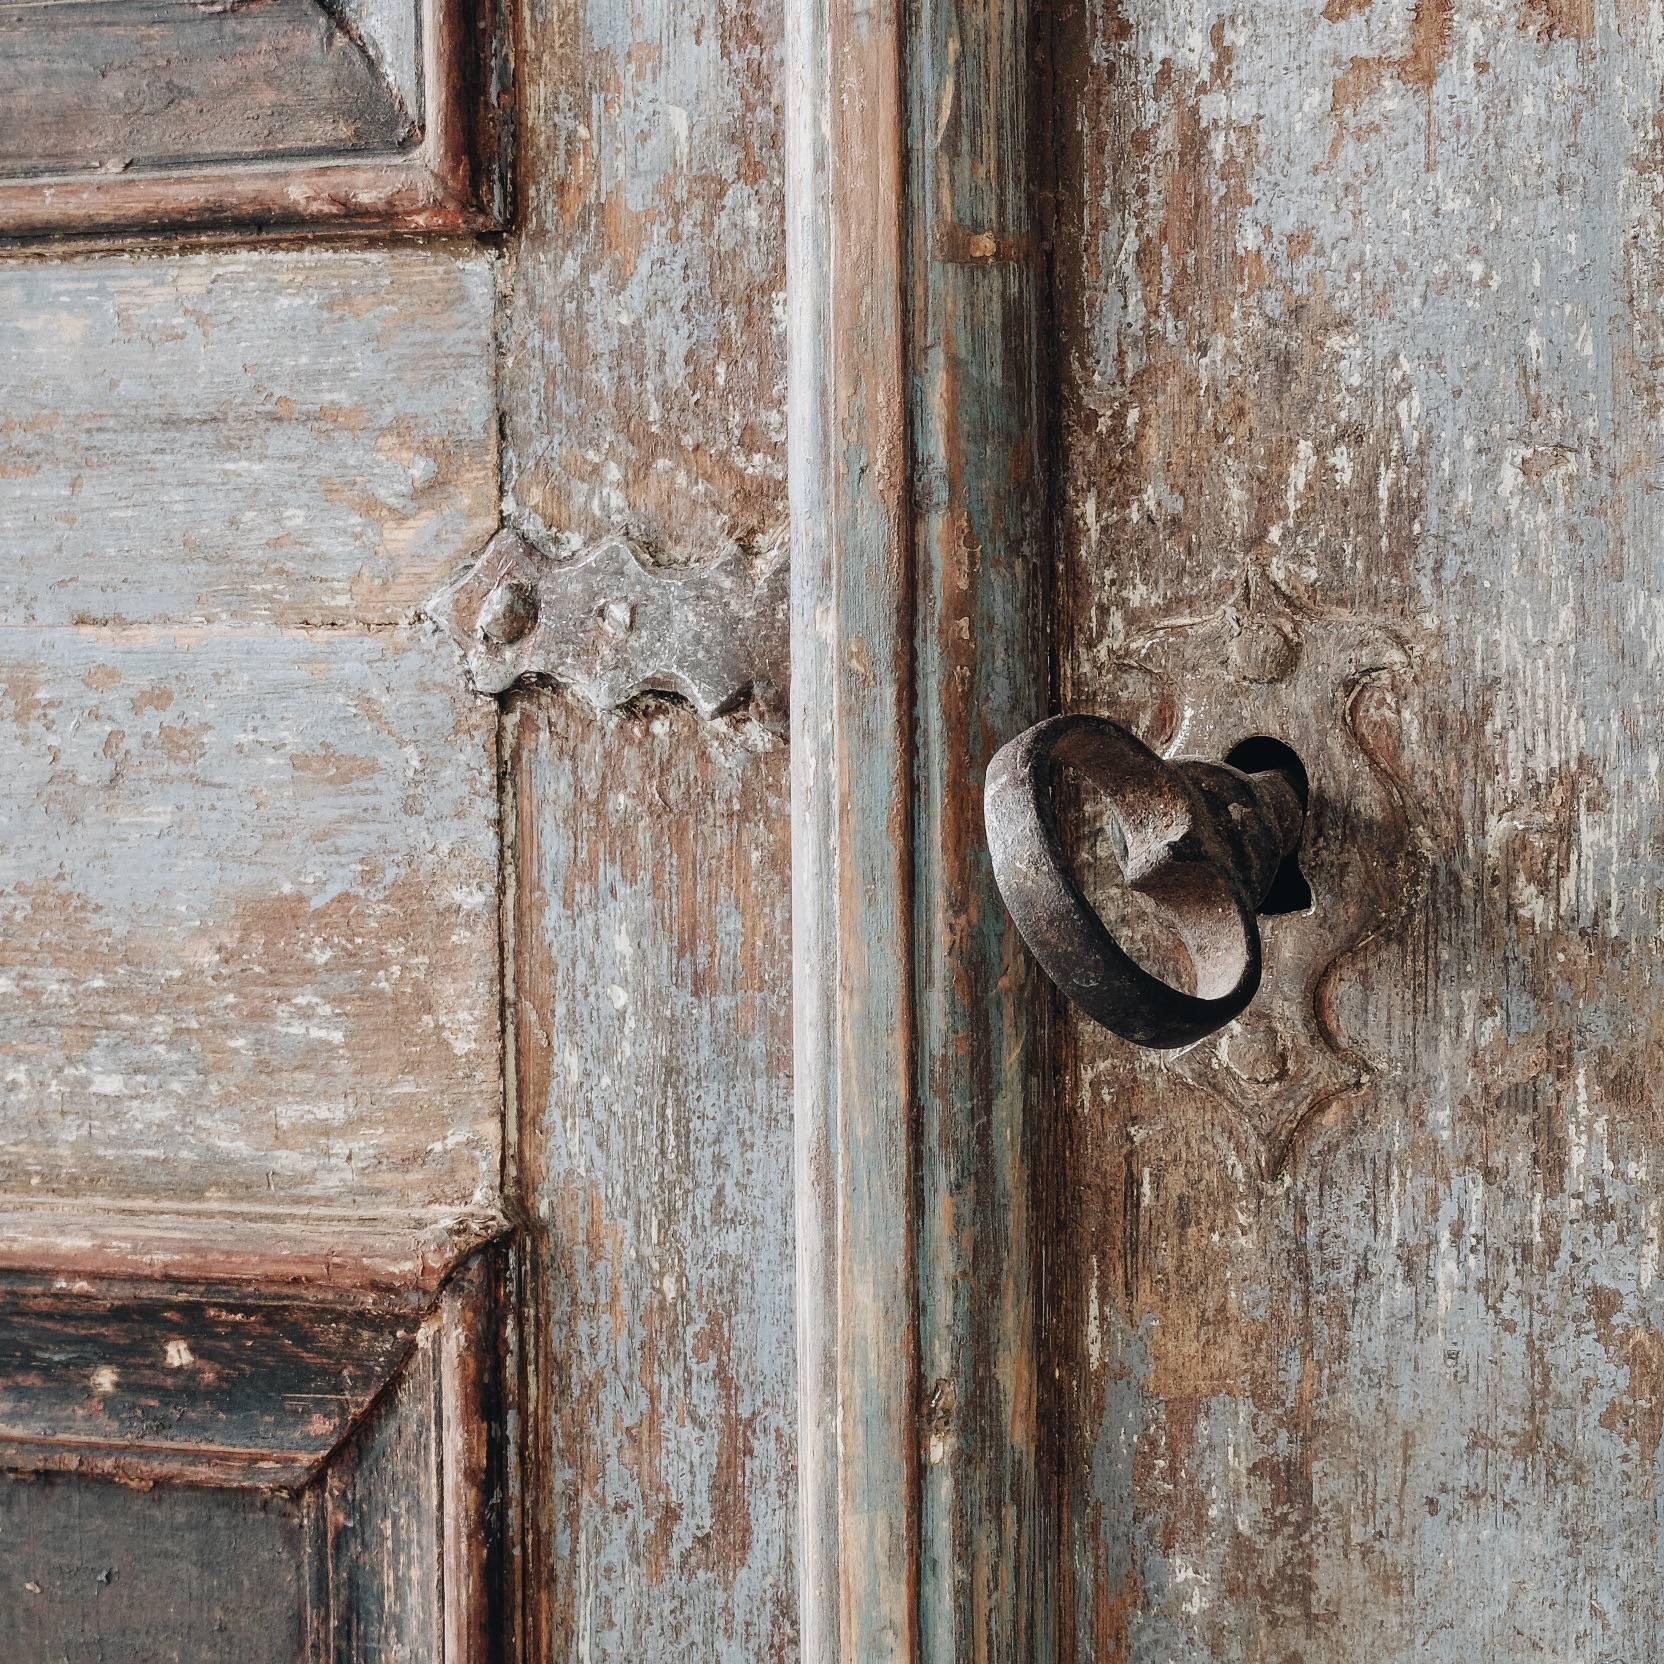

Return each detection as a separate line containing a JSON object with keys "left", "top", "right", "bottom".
{"left": 984, "top": 715, "right": 1307, "bottom": 1048}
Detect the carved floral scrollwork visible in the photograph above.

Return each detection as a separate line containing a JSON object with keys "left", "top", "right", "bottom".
{"left": 1093, "top": 570, "right": 1428, "bottom": 1173}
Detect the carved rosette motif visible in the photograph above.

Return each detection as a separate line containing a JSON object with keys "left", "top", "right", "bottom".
{"left": 1099, "top": 572, "right": 1427, "bottom": 1173}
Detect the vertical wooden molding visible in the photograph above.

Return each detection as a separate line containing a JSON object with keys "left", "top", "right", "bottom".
{"left": 788, "top": 0, "right": 920, "bottom": 1656}
{"left": 787, "top": 0, "right": 1052, "bottom": 1656}
{"left": 439, "top": 1252, "right": 501, "bottom": 1664}
{"left": 907, "top": 2, "right": 1055, "bottom": 1660}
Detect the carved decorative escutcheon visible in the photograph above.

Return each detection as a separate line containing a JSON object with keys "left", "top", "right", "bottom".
{"left": 989, "top": 571, "right": 1426, "bottom": 1171}
{"left": 1090, "top": 570, "right": 1426, "bottom": 1170}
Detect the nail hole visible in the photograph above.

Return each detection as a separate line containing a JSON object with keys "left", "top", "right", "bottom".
{"left": 1224, "top": 735, "right": 1313, "bottom": 917}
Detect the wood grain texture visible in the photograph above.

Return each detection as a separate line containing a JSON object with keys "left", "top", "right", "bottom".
{"left": 0, "top": 1247, "right": 505, "bottom": 1658}
{"left": 0, "top": 0, "right": 417, "bottom": 178}
{"left": 0, "top": 628, "right": 500, "bottom": 1212}
{"left": 0, "top": 1475, "right": 309, "bottom": 1664}
{"left": 785, "top": 0, "right": 919, "bottom": 1651}
{"left": 0, "top": 0, "right": 504, "bottom": 239}
{"left": 501, "top": 1, "right": 797, "bottom": 1656}
{"left": 0, "top": 252, "right": 497, "bottom": 629}
{"left": 787, "top": 0, "right": 1053, "bottom": 1655}
{"left": 905, "top": 3, "right": 1053, "bottom": 1661}
{"left": 510, "top": 695, "right": 797, "bottom": 1662}
{"left": 501, "top": 0, "right": 787, "bottom": 553}
{"left": 1052, "top": 0, "right": 1664, "bottom": 1657}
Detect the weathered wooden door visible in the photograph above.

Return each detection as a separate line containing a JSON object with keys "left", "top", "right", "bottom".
{"left": 790, "top": 0, "right": 1664, "bottom": 1661}
{"left": 1042, "top": 3, "right": 1664, "bottom": 1652}
{"left": 8, "top": 0, "right": 1656, "bottom": 1660}
{"left": 1, "top": 2, "right": 797, "bottom": 1660}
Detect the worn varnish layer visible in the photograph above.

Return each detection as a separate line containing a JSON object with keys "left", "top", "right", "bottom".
{"left": 0, "top": 0, "right": 504, "bottom": 238}
{"left": 501, "top": 0, "right": 787, "bottom": 552}
{"left": 904, "top": 3, "right": 1053, "bottom": 1659}
{"left": 1055, "top": 1, "right": 1664, "bottom": 1656}
{"left": 510, "top": 695, "right": 796, "bottom": 1662}
{"left": 786, "top": 0, "right": 1054, "bottom": 1655}
{"left": 0, "top": 248, "right": 502, "bottom": 1218}
{"left": 0, "top": 1275, "right": 421, "bottom": 1487}
{"left": 0, "top": 629, "right": 500, "bottom": 1210}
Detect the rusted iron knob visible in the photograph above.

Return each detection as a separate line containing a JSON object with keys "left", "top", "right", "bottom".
{"left": 984, "top": 715, "right": 1307, "bottom": 1049}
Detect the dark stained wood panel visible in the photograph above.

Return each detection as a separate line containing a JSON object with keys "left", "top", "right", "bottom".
{"left": 0, "top": 1274, "right": 421, "bottom": 1486}
{"left": 325, "top": 1312, "right": 443, "bottom": 1660}
{"left": 0, "top": 0, "right": 502, "bottom": 238}
{"left": 1051, "top": 0, "right": 1664, "bottom": 1656}
{"left": 510, "top": 694, "right": 797, "bottom": 1661}
{"left": 0, "top": 0, "right": 416, "bottom": 180}
{"left": 0, "top": 1475, "right": 309, "bottom": 1664}
{"left": 0, "top": 1248, "right": 506, "bottom": 1661}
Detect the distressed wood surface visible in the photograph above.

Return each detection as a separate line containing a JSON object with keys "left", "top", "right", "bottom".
{"left": 787, "top": 0, "right": 1054, "bottom": 1656}
{"left": 0, "top": 253, "right": 497, "bottom": 628}
{"left": 0, "top": 1248, "right": 505, "bottom": 1662}
{"left": 0, "top": 0, "right": 417, "bottom": 178}
{"left": 0, "top": 248, "right": 502, "bottom": 1219}
{"left": 501, "top": 0, "right": 787, "bottom": 554}
{"left": 0, "top": 1476, "right": 310, "bottom": 1664}
{"left": 510, "top": 695, "right": 796, "bottom": 1662}
{"left": 0, "top": 0, "right": 503, "bottom": 238}
{"left": 785, "top": 0, "right": 920, "bottom": 1653}
{"left": 500, "top": 1, "right": 798, "bottom": 1657}
{"left": 1052, "top": 0, "right": 1664, "bottom": 1657}
{"left": 0, "top": 629, "right": 500, "bottom": 1211}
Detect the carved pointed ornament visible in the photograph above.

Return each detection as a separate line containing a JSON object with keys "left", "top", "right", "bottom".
{"left": 428, "top": 528, "right": 789, "bottom": 721}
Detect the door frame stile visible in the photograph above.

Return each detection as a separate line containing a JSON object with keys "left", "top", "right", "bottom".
{"left": 787, "top": 0, "right": 920, "bottom": 1654}
{"left": 786, "top": 0, "right": 1054, "bottom": 1653}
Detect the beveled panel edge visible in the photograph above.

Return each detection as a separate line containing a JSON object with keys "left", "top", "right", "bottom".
{"left": 0, "top": 1213, "right": 510, "bottom": 1491}
{"left": 0, "top": 0, "right": 506, "bottom": 246}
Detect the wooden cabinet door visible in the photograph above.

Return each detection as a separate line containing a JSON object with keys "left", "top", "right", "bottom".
{"left": 1044, "top": 5, "right": 1664, "bottom": 1656}
{"left": 1, "top": 3, "right": 797, "bottom": 1660}
{"left": 789, "top": 2, "right": 1664, "bottom": 1660}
